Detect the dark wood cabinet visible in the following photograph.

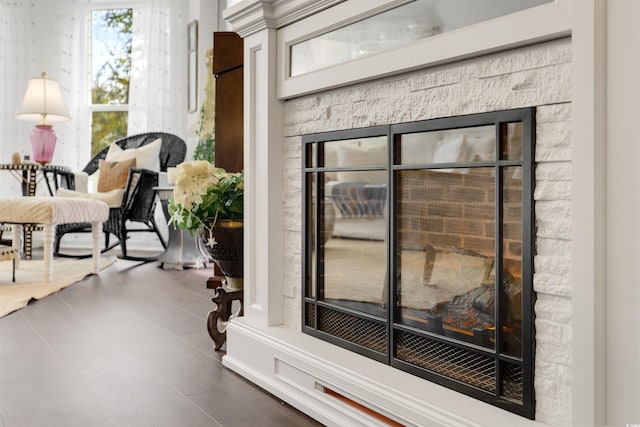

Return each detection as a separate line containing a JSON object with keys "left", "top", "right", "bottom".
{"left": 213, "top": 32, "right": 244, "bottom": 173}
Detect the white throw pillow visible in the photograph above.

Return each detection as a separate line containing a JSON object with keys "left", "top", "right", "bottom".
{"left": 399, "top": 133, "right": 437, "bottom": 165}
{"left": 335, "top": 141, "right": 387, "bottom": 185}
{"left": 87, "top": 171, "right": 99, "bottom": 193}
{"left": 431, "top": 134, "right": 468, "bottom": 173}
{"left": 105, "top": 138, "right": 162, "bottom": 171}
{"left": 432, "top": 134, "right": 467, "bottom": 164}
{"left": 465, "top": 135, "right": 495, "bottom": 162}
{"left": 323, "top": 144, "right": 338, "bottom": 182}
{"left": 73, "top": 171, "right": 89, "bottom": 193}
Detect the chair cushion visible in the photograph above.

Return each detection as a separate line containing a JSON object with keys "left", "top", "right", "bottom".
{"left": 335, "top": 140, "right": 387, "bottom": 185}
{"left": 106, "top": 137, "right": 162, "bottom": 171}
{"left": 57, "top": 188, "right": 125, "bottom": 208}
{"left": 0, "top": 197, "right": 109, "bottom": 224}
{"left": 97, "top": 158, "right": 136, "bottom": 192}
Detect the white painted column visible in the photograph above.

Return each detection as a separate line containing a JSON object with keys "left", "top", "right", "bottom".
{"left": 242, "top": 26, "right": 285, "bottom": 326}
{"left": 571, "top": 1, "right": 606, "bottom": 426}
{"left": 225, "top": 1, "right": 285, "bottom": 329}
{"left": 604, "top": 1, "right": 640, "bottom": 425}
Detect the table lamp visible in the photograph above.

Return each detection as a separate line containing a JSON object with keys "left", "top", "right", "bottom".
{"left": 15, "top": 72, "right": 71, "bottom": 165}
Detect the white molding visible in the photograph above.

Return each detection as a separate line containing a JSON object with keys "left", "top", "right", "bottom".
{"left": 224, "top": 319, "right": 547, "bottom": 427}
{"left": 571, "top": 0, "right": 606, "bottom": 426}
{"left": 224, "top": 0, "right": 346, "bottom": 37}
{"left": 268, "top": 0, "right": 346, "bottom": 28}
{"left": 276, "top": 0, "right": 572, "bottom": 99}
{"left": 224, "top": 1, "right": 273, "bottom": 37}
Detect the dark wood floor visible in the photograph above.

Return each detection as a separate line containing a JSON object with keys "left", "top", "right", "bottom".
{"left": 0, "top": 254, "right": 322, "bottom": 427}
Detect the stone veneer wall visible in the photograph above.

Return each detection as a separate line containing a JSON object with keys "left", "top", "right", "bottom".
{"left": 282, "top": 37, "right": 572, "bottom": 426}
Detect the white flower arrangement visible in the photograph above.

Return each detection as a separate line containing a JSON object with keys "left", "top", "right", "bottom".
{"left": 168, "top": 160, "right": 244, "bottom": 245}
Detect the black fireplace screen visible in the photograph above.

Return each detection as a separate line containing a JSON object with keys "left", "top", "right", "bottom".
{"left": 302, "top": 108, "right": 535, "bottom": 419}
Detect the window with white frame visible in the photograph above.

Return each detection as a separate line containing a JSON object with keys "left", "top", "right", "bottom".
{"left": 89, "top": 8, "right": 132, "bottom": 156}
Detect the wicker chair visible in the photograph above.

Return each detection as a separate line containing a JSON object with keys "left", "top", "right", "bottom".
{"left": 47, "top": 132, "right": 187, "bottom": 261}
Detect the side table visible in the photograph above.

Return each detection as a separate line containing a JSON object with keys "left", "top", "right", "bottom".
{"left": 207, "top": 286, "right": 244, "bottom": 350}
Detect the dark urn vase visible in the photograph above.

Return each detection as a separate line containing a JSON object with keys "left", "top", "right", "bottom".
{"left": 198, "top": 219, "right": 244, "bottom": 290}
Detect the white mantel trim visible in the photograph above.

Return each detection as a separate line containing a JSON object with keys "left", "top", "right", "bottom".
{"left": 276, "top": 0, "right": 572, "bottom": 99}
{"left": 223, "top": 0, "right": 345, "bottom": 38}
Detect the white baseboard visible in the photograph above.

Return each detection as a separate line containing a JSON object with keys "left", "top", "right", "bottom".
{"left": 223, "top": 318, "right": 544, "bottom": 427}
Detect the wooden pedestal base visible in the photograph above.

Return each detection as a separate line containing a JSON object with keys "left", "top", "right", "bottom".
{"left": 207, "top": 286, "right": 244, "bottom": 350}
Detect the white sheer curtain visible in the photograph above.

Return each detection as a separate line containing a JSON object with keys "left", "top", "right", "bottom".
{"left": 36, "top": 0, "right": 85, "bottom": 173}
{"left": 128, "top": 0, "right": 188, "bottom": 136}
{"left": 0, "top": 1, "right": 28, "bottom": 195}
{"left": 0, "top": 0, "right": 83, "bottom": 194}
{"left": 0, "top": 0, "right": 187, "bottom": 198}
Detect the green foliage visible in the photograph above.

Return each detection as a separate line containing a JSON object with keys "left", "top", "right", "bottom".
{"left": 167, "top": 161, "right": 244, "bottom": 234}
{"left": 191, "top": 171, "right": 244, "bottom": 221}
{"left": 91, "top": 9, "right": 132, "bottom": 105}
{"left": 193, "top": 133, "right": 215, "bottom": 163}
{"left": 91, "top": 111, "right": 128, "bottom": 156}
{"left": 194, "top": 47, "right": 216, "bottom": 162}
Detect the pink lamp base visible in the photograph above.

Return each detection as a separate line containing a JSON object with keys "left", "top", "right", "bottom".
{"left": 31, "top": 124, "right": 57, "bottom": 164}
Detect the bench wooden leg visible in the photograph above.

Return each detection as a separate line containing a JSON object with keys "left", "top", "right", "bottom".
{"left": 91, "top": 222, "right": 101, "bottom": 274}
{"left": 42, "top": 224, "right": 54, "bottom": 282}
{"left": 11, "top": 225, "right": 21, "bottom": 269}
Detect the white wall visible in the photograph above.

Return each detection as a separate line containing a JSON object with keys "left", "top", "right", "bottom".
{"left": 605, "top": 1, "right": 640, "bottom": 425}
{"left": 1, "top": 0, "right": 85, "bottom": 182}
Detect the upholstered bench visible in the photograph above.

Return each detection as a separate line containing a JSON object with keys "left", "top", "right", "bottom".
{"left": 0, "top": 197, "right": 109, "bottom": 282}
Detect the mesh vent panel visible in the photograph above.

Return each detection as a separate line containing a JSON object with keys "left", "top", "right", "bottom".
{"left": 396, "top": 330, "right": 496, "bottom": 393}
{"left": 503, "top": 362, "right": 524, "bottom": 403}
{"left": 318, "top": 306, "right": 387, "bottom": 353}
{"left": 305, "top": 303, "right": 316, "bottom": 327}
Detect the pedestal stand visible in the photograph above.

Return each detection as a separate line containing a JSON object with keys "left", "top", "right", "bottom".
{"left": 207, "top": 285, "right": 244, "bottom": 350}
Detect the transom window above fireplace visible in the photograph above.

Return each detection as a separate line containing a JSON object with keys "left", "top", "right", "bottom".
{"left": 302, "top": 108, "right": 535, "bottom": 418}
{"left": 290, "top": 0, "right": 553, "bottom": 77}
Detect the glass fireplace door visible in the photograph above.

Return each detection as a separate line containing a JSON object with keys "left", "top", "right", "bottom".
{"left": 303, "top": 108, "right": 535, "bottom": 418}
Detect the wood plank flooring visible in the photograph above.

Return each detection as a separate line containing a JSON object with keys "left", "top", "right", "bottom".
{"left": 0, "top": 255, "right": 322, "bottom": 427}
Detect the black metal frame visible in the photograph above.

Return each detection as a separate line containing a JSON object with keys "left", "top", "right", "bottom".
{"left": 301, "top": 108, "right": 536, "bottom": 419}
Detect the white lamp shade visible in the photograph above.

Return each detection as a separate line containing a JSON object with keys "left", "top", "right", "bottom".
{"left": 15, "top": 73, "right": 71, "bottom": 124}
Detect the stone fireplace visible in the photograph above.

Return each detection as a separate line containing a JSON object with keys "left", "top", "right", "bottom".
{"left": 221, "top": 1, "right": 575, "bottom": 425}
{"left": 284, "top": 37, "right": 571, "bottom": 424}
